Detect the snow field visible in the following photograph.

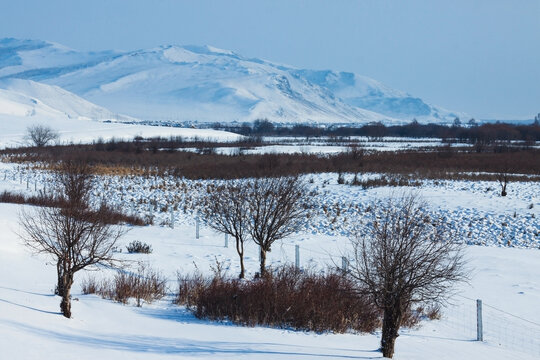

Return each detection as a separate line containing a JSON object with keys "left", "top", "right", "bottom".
{"left": 0, "top": 115, "right": 242, "bottom": 149}
{"left": 0, "top": 199, "right": 539, "bottom": 359}
{"left": 0, "top": 161, "right": 539, "bottom": 359}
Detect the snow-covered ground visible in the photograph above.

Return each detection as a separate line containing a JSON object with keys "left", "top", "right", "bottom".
{"left": 3, "top": 165, "right": 537, "bottom": 248}
{"left": 180, "top": 141, "right": 471, "bottom": 155}
{"left": 0, "top": 121, "right": 538, "bottom": 358}
{"left": 0, "top": 115, "right": 242, "bottom": 149}
{"left": 0, "top": 198, "right": 539, "bottom": 359}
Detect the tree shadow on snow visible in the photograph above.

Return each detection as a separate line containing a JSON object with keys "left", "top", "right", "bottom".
{"left": 4, "top": 319, "right": 381, "bottom": 359}
{"left": 0, "top": 286, "right": 56, "bottom": 297}
{"left": 0, "top": 298, "right": 60, "bottom": 315}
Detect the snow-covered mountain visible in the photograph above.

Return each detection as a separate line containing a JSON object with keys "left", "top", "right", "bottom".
{"left": 0, "top": 38, "right": 467, "bottom": 125}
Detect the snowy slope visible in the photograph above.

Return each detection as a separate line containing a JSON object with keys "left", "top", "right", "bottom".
{"left": 293, "top": 70, "right": 468, "bottom": 122}
{"left": 0, "top": 38, "right": 467, "bottom": 125}
{"left": 0, "top": 78, "right": 136, "bottom": 122}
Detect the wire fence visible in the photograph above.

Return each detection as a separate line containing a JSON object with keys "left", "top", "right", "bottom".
{"left": 432, "top": 295, "right": 540, "bottom": 357}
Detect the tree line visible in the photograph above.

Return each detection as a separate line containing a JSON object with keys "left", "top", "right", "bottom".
{"left": 213, "top": 119, "right": 540, "bottom": 141}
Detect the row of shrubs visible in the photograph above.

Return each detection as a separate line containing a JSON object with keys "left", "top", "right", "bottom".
{"left": 338, "top": 173, "right": 423, "bottom": 189}
{"left": 175, "top": 266, "right": 438, "bottom": 333}
{"left": 81, "top": 263, "right": 439, "bottom": 333}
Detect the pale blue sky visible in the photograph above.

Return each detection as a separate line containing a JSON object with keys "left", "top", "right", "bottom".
{"left": 2, "top": 0, "right": 539, "bottom": 119}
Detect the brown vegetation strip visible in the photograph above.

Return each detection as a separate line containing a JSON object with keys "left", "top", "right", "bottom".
{"left": 2, "top": 141, "right": 539, "bottom": 180}
{"left": 0, "top": 190, "right": 147, "bottom": 226}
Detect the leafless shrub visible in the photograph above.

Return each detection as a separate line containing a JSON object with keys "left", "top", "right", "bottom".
{"left": 348, "top": 194, "right": 466, "bottom": 358}
{"left": 82, "top": 264, "right": 166, "bottom": 307}
{"left": 175, "top": 271, "right": 207, "bottom": 307}
{"left": 355, "top": 175, "right": 422, "bottom": 189}
{"left": 176, "top": 266, "right": 381, "bottom": 333}
{"left": 81, "top": 276, "right": 100, "bottom": 295}
{"left": 25, "top": 124, "right": 59, "bottom": 147}
{"left": 126, "top": 240, "right": 153, "bottom": 254}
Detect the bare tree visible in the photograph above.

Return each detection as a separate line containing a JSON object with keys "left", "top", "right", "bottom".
{"left": 196, "top": 181, "right": 250, "bottom": 278}
{"left": 25, "top": 124, "right": 59, "bottom": 147}
{"left": 18, "top": 161, "right": 125, "bottom": 318}
{"left": 496, "top": 162, "right": 513, "bottom": 197}
{"left": 348, "top": 195, "right": 466, "bottom": 358}
{"left": 497, "top": 172, "right": 509, "bottom": 197}
{"left": 248, "top": 177, "right": 311, "bottom": 276}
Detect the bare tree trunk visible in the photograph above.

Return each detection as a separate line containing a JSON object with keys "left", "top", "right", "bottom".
{"left": 56, "top": 261, "right": 65, "bottom": 297}
{"left": 260, "top": 247, "right": 267, "bottom": 277}
{"left": 381, "top": 304, "right": 402, "bottom": 359}
{"left": 498, "top": 172, "right": 509, "bottom": 197}
{"left": 239, "top": 255, "right": 245, "bottom": 279}
{"left": 501, "top": 182, "right": 507, "bottom": 196}
{"left": 60, "top": 272, "right": 74, "bottom": 318}
{"left": 236, "top": 236, "right": 245, "bottom": 279}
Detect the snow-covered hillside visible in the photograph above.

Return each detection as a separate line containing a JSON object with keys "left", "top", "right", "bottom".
{"left": 0, "top": 78, "right": 135, "bottom": 122}
{"left": 0, "top": 38, "right": 467, "bottom": 125}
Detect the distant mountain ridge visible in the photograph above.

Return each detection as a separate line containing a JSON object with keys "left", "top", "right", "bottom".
{"left": 0, "top": 38, "right": 468, "bottom": 125}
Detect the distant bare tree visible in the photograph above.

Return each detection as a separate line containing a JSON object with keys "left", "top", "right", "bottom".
{"left": 248, "top": 177, "right": 311, "bottom": 276}
{"left": 348, "top": 195, "right": 466, "bottom": 359}
{"left": 196, "top": 181, "right": 250, "bottom": 278}
{"left": 497, "top": 172, "right": 509, "bottom": 197}
{"left": 26, "top": 124, "right": 59, "bottom": 147}
{"left": 18, "top": 161, "right": 126, "bottom": 318}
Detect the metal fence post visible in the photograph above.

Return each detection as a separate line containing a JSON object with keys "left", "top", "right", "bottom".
{"left": 295, "top": 245, "right": 300, "bottom": 269}
{"left": 224, "top": 233, "right": 228, "bottom": 248}
{"left": 342, "top": 256, "right": 349, "bottom": 273}
{"left": 477, "top": 299, "right": 483, "bottom": 341}
{"left": 196, "top": 216, "right": 200, "bottom": 239}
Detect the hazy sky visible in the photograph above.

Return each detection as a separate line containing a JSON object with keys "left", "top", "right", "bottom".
{"left": 2, "top": 0, "right": 539, "bottom": 119}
